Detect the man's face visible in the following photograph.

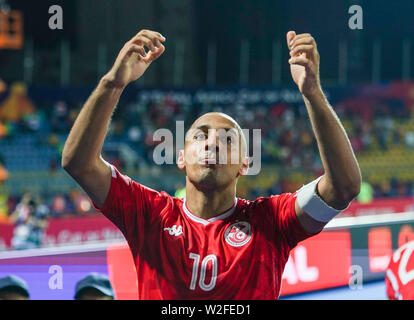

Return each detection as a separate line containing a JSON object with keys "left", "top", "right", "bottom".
{"left": 179, "top": 113, "right": 248, "bottom": 191}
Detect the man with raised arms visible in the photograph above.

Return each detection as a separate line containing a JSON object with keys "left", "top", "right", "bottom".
{"left": 62, "top": 29, "right": 361, "bottom": 299}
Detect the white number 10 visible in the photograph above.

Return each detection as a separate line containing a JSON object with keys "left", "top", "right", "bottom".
{"left": 189, "top": 253, "right": 217, "bottom": 291}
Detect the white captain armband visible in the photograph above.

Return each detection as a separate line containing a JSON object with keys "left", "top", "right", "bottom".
{"left": 102, "top": 159, "right": 117, "bottom": 178}
{"left": 296, "top": 176, "right": 349, "bottom": 223}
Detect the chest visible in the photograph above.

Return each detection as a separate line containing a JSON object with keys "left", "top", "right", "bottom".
{"left": 137, "top": 209, "right": 282, "bottom": 298}
{"left": 161, "top": 213, "right": 254, "bottom": 252}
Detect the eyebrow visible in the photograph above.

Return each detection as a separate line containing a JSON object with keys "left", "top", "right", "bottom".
{"left": 185, "top": 124, "right": 241, "bottom": 145}
{"left": 195, "top": 125, "right": 237, "bottom": 133}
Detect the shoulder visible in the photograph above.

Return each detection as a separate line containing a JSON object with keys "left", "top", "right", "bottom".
{"left": 135, "top": 183, "right": 182, "bottom": 211}
{"left": 235, "top": 193, "right": 296, "bottom": 221}
{"left": 239, "top": 193, "right": 297, "bottom": 211}
{"left": 114, "top": 170, "right": 177, "bottom": 211}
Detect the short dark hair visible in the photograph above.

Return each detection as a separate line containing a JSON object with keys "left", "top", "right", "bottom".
{"left": 0, "top": 286, "right": 29, "bottom": 298}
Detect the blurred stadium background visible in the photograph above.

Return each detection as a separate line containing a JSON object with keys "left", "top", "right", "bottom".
{"left": 0, "top": 0, "right": 413, "bottom": 299}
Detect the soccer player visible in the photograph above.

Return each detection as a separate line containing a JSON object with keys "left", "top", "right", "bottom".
{"left": 385, "top": 240, "right": 414, "bottom": 300}
{"left": 62, "top": 30, "right": 361, "bottom": 299}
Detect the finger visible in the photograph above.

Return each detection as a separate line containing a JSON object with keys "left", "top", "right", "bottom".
{"left": 122, "top": 44, "right": 146, "bottom": 61}
{"left": 292, "top": 33, "right": 312, "bottom": 42}
{"left": 140, "top": 29, "right": 166, "bottom": 42}
{"left": 289, "top": 55, "right": 313, "bottom": 69}
{"left": 142, "top": 44, "right": 165, "bottom": 63}
{"left": 142, "top": 35, "right": 165, "bottom": 52}
{"left": 290, "top": 45, "right": 315, "bottom": 57}
{"left": 154, "top": 39, "right": 163, "bottom": 48}
{"left": 131, "top": 30, "right": 166, "bottom": 46}
{"left": 290, "top": 36, "right": 315, "bottom": 47}
{"left": 131, "top": 35, "right": 157, "bottom": 52}
{"left": 129, "top": 31, "right": 164, "bottom": 53}
{"left": 286, "top": 31, "right": 296, "bottom": 49}
{"left": 127, "top": 44, "right": 146, "bottom": 57}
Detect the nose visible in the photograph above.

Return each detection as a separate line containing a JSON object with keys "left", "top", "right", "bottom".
{"left": 205, "top": 131, "right": 219, "bottom": 153}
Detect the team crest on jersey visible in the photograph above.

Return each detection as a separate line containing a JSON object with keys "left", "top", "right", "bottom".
{"left": 224, "top": 222, "right": 252, "bottom": 247}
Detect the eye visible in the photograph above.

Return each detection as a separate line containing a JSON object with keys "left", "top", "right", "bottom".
{"left": 194, "top": 132, "right": 207, "bottom": 141}
{"left": 218, "top": 135, "right": 233, "bottom": 144}
{"left": 225, "top": 137, "right": 233, "bottom": 144}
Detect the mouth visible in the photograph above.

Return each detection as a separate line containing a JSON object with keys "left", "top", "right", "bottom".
{"left": 198, "top": 152, "right": 218, "bottom": 162}
{"left": 200, "top": 159, "right": 217, "bottom": 165}
{"left": 198, "top": 157, "right": 219, "bottom": 167}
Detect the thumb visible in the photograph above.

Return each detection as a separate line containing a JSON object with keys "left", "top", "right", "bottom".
{"left": 286, "top": 31, "right": 296, "bottom": 49}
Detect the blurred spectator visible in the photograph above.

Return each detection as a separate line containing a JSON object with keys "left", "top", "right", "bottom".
{"left": 9, "top": 193, "right": 32, "bottom": 225}
{"left": 74, "top": 273, "right": 115, "bottom": 300}
{"left": 0, "top": 78, "right": 7, "bottom": 95}
{"left": 68, "top": 189, "right": 93, "bottom": 215}
{"left": 350, "top": 134, "right": 364, "bottom": 153}
{"left": 49, "top": 157, "right": 59, "bottom": 174}
{"left": 405, "top": 131, "right": 414, "bottom": 150}
{"left": 0, "top": 121, "right": 10, "bottom": 139}
{"left": 128, "top": 126, "right": 142, "bottom": 145}
{"left": 0, "top": 275, "right": 30, "bottom": 300}
{"left": 357, "top": 181, "right": 374, "bottom": 204}
{"left": 361, "top": 124, "right": 373, "bottom": 150}
{"left": 51, "top": 101, "right": 69, "bottom": 134}
{"left": 10, "top": 193, "right": 49, "bottom": 249}
{"left": 0, "top": 82, "right": 36, "bottom": 122}
{"left": 50, "top": 194, "right": 68, "bottom": 217}
{"left": 377, "top": 181, "right": 392, "bottom": 198}
{"left": 0, "top": 159, "right": 9, "bottom": 223}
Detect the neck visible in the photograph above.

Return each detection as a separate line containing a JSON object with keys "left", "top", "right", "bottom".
{"left": 184, "top": 178, "right": 237, "bottom": 220}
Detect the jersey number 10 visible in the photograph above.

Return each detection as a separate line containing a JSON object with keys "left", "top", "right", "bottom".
{"left": 189, "top": 253, "right": 218, "bottom": 291}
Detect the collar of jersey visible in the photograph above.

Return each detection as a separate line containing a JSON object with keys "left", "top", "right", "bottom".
{"left": 182, "top": 197, "right": 238, "bottom": 226}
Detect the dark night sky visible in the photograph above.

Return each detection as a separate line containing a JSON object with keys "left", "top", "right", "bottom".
{"left": 194, "top": 0, "right": 414, "bottom": 84}
{"left": 10, "top": 0, "right": 76, "bottom": 48}
{"left": 6, "top": 0, "right": 414, "bottom": 85}
{"left": 11, "top": 0, "right": 414, "bottom": 48}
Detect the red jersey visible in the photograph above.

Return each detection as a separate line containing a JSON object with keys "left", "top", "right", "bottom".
{"left": 92, "top": 165, "right": 316, "bottom": 300}
{"left": 385, "top": 241, "right": 414, "bottom": 300}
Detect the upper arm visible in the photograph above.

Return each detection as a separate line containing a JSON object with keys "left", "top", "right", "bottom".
{"left": 294, "top": 199, "right": 327, "bottom": 235}
{"left": 66, "top": 158, "right": 166, "bottom": 241}
{"left": 66, "top": 157, "right": 112, "bottom": 210}
{"left": 269, "top": 193, "right": 316, "bottom": 249}
{"left": 294, "top": 175, "right": 351, "bottom": 235}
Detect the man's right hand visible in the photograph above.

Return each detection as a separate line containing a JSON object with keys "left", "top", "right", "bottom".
{"left": 102, "top": 30, "right": 166, "bottom": 88}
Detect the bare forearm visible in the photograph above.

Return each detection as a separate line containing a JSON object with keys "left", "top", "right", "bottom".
{"left": 61, "top": 78, "right": 124, "bottom": 173}
{"left": 303, "top": 88, "right": 361, "bottom": 197}
{"left": 62, "top": 30, "right": 165, "bottom": 174}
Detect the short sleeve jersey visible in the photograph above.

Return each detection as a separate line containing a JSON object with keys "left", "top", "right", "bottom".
{"left": 92, "top": 165, "right": 317, "bottom": 299}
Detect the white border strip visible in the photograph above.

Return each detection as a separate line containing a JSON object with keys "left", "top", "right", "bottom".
{"left": 325, "top": 211, "right": 414, "bottom": 229}
{"left": 0, "top": 239, "right": 127, "bottom": 260}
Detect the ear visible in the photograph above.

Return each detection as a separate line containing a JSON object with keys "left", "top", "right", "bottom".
{"left": 177, "top": 149, "right": 186, "bottom": 170}
{"left": 238, "top": 156, "right": 249, "bottom": 177}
